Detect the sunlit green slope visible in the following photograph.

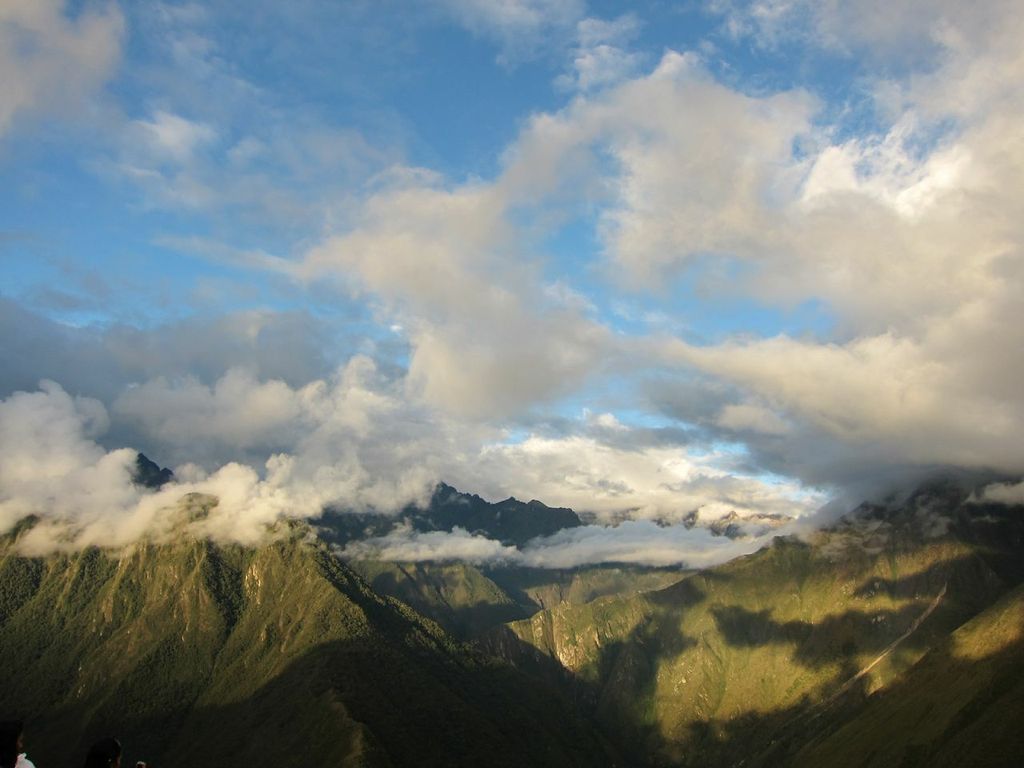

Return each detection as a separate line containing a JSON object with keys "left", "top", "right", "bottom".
{"left": 794, "top": 581, "right": 1024, "bottom": 767}
{"left": 0, "top": 522, "right": 620, "bottom": 768}
{"left": 349, "top": 559, "right": 685, "bottom": 638}
{"left": 493, "top": 485, "right": 1024, "bottom": 766}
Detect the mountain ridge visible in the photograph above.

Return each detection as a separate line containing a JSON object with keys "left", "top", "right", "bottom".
{"left": 0, "top": 521, "right": 622, "bottom": 767}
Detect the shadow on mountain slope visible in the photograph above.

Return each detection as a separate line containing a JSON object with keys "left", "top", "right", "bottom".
{"left": 165, "top": 635, "right": 625, "bottom": 768}
{"left": 710, "top": 547, "right": 1005, "bottom": 671}
{"left": 0, "top": 533, "right": 627, "bottom": 768}
{"left": 490, "top": 494, "right": 1024, "bottom": 767}
{"left": 789, "top": 582, "right": 1024, "bottom": 768}
{"left": 622, "top": 584, "right": 1024, "bottom": 768}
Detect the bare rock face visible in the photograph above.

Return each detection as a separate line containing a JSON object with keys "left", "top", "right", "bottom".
{"left": 317, "top": 481, "right": 582, "bottom": 548}
{"left": 132, "top": 452, "right": 174, "bottom": 489}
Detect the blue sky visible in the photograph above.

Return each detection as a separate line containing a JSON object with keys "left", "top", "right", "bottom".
{"left": 2, "top": 1, "right": 1023, "bottom": 558}
{"left": 0, "top": 1, "right": 851, "bottom": 334}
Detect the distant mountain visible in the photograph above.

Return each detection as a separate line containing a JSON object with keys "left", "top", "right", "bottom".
{"left": 0, "top": 519, "right": 619, "bottom": 768}
{"left": 682, "top": 508, "right": 792, "bottom": 539}
{"left": 132, "top": 452, "right": 174, "bottom": 489}
{"left": 318, "top": 481, "right": 582, "bottom": 548}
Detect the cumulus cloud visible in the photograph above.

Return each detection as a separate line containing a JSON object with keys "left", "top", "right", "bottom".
{"left": 0, "top": 0, "right": 123, "bottom": 137}
{"left": 0, "top": 381, "right": 147, "bottom": 549}
{"left": 462, "top": 431, "right": 819, "bottom": 522}
{"left": 5, "top": 0, "right": 1023, "bottom": 565}
{"left": 0, "top": 366, "right": 816, "bottom": 556}
{"left": 636, "top": 4, "right": 1024, "bottom": 482}
{"left": 429, "top": 4, "right": 1022, "bottom": 488}
{"left": 285, "top": 14, "right": 1024, "bottom": 489}
{"left": 0, "top": 374, "right": 445, "bottom": 554}
{"left": 486, "top": 49, "right": 815, "bottom": 285}
{"left": 113, "top": 370, "right": 307, "bottom": 460}
{"left": 110, "top": 362, "right": 816, "bottom": 524}
{"left": 666, "top": 333, "right": 1023, "bottom": 472}
{"left": 298, "top": 178, "right": 611, "bottom": 417}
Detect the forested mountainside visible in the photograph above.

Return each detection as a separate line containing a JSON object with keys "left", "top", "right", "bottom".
{"left": 0, "top": 522, "right": 619, "bottom": 768}
{"left": 485, "top": 482, "right": 1024, "bottom": 767}
{"left": 793, "top": 581, "right": 1024, "bottom": 767}
{"left": 1, "top": 480, "right": 1022, "bottom": 767}
{"left": 349, "top": 559, "right": 686, "bottom": 638}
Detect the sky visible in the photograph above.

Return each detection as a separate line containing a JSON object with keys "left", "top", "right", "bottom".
{"left": 1, "top": 0, "right": 1023, "bottom": 562}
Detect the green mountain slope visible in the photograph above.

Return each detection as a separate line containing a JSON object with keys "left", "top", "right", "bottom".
{"left": 793, "top": 582, "right": 1024, "bottom": 767}
{"left": 348, "top": 560, "right": 529, "bottom": 637}
{"left": 491, "top": 485, "right": 1024, "bottom": 766}
{"left": 0, "top": 523, "right": 620, "bottom": 768}
{"left": 348, "top": 559, "right": 686, "bottom": 639}
{"left": 486, "top": 564, "right": 686, "bottom": 612}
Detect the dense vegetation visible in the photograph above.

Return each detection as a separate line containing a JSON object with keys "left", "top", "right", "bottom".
{"left": 0, "top": 523, "right": 618, "bottom": 767}
{"left": 491, "top": 482, "right": 1024, "bottom": 766}
{"left": 1, "top": 480, "right": 1022, "bottom": 767}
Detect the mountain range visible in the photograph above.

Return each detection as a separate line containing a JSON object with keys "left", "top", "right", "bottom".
{"left": 1, "top": 475, "right": 1022, "bottom": 766}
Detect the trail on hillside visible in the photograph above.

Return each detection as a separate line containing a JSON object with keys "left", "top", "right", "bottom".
{"left": 816, "top": 582, "right": 948, "bottom": 714}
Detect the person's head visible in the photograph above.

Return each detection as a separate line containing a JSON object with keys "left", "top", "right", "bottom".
{"left": 0, "top": 721, "right": 24, "bottom": 768}
{"left": 84, "top": 737, "right": 122, "bottom": 768}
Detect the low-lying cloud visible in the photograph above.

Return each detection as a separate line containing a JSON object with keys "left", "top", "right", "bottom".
{"left": 0, "top": 374, "right": 817, "bottom": 559}
{"left": 342, "top": 518, "right": 776, "bottom": 569}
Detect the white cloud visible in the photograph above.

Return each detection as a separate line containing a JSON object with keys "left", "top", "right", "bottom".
{"left": 341, "top": 518, "right": 779, "bottom": 569}
{"left": 519, "top": 519, "right": 771, "bottom": 568}
{"left": 114, "top": 369, "right": 306, "bottom": 455}
{"left": 556, "top": 14, "right": 643, "bottom": 93}
{"left": 463, "top": 433, "right": 819, "bottom": 522}
{"left": 133, "top": 110, "right": 217, "bottom": 163}
{"left": 439, "top": 0, "right": 585, "bottom": 63}
{"left": 285, "top": 21, "right": 1024, "bottom": 485}
{"left": 976, "top": 480, "right": 1024, "bottom": 506}
{"left": 488, "top": 49, "right": 817, "bottom": 284}
{"left": 0, "top": 381, "right": 145, "bottom": 546}
{"left": 343, "top": 524, "right": 519, "bottom": 565}
{"left": 0, "top": 0, "right": 123, "bottom": 137}
{"left": 456, "top": 5, "right": 1024, "bottom": 484}
{"left": 298, "top": 177, "right": 611, "bottom": 417}
{"left": 5, "top": 0, "right": 1024, "bottom": 561}
{"left": 0, "top": 367, "right": 818, "bottom": 556}
{"left": 667, "top": 330, "right": 1024, "bottom": 474}
{"left": 0, "top": 374, "right": 447, "bottom": 553}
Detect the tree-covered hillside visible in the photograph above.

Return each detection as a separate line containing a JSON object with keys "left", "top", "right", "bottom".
{"left": 488, "top": 483, "right": 1024, "bottom": 766}
{"left": 0, "top": 521, "right": 620, "bottom": 768}
{"left": 2, "top": 481, "right": 1022, "bottom": 767}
